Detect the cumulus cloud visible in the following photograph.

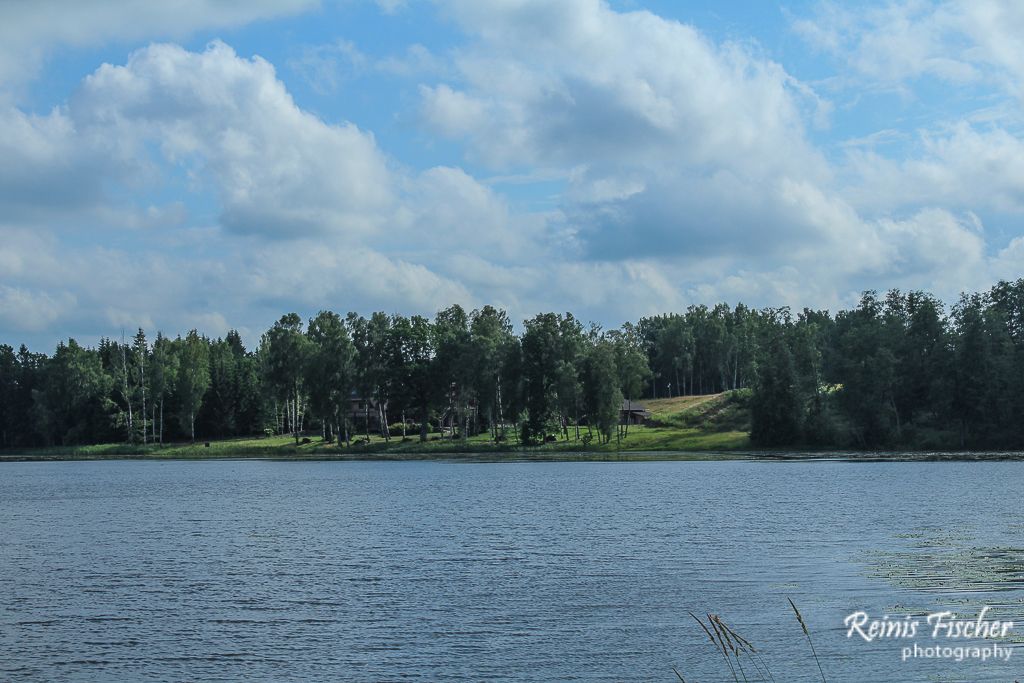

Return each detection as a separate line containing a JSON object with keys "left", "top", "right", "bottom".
{"left": 842, "top": 123, "right": 1024, "bottom": 215}
{"left": 426, "top": 0, "right": 827, "bottom": 177}
{"left": 3, "top": 2, "right": 1024, "bottom": 350}
{"left": 0, "top": 0, "right": 317, "bottom": 90}
{"left": 0, "top": 286, "right": 76, "bottom": 333}
{"left": 792, "top": 0, "right": 1024, "bottom": 97}
{"left": 0, "top": 40, "right": 566, "bottom": 345}
{"left": 415, "top": 1, "right": 1024, "bottom": 303}
{"left": 415, "top": 0, "right": 854, "bottom": 292}
{"left": 72, "top": 41, "right": 395, "bottom": 239}
{"left": 417, "top": 0, "right": 1007, "bottom": 301}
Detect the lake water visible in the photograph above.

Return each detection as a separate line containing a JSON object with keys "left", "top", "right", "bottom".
{"left": 1, "top": 459, "right": 1022, "bottom": 682}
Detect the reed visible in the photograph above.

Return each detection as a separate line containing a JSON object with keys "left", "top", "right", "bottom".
{"left": 788, "top": 597, "right": 826, "bottom": 683}
{"left": 675, "top": 599, "right": 824, "bottom": 682}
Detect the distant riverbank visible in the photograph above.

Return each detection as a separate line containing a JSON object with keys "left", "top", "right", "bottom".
{"left": 4, "top": 394, "right": 1021, "bottom": 462}
{"left": 0, "top": 432, "right": 748, "bottom": 462}
{"left": 1, "top": 394, "right": 751, "bottom": 461}
{"left": 2, "top": 437, "right": 1022, "bottom": 463}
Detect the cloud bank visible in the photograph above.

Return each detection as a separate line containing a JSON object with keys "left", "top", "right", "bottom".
{"left": 2, "top": 0, "right": 1024, "bottom": 348}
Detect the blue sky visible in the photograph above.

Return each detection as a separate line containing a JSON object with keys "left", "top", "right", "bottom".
{"left": 2, "top": 0, "right": 1024, "bottom": 350}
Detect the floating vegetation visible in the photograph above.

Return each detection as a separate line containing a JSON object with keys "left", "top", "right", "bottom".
{"left": 862, "top": 527, "right": 1024, "bottom": 648}
{"left": 867, "top": 544, "right": 1024, "bottom": 594}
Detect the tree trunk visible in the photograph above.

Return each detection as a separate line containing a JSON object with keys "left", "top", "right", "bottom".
{"left": 121, "top": 340, "right": 133, "bottom": 442}
{"left": 379, "top": 401, "right": 389, "bottom": 442}
{"left": 624, "top": 398, "right": 631, "bottom": 437}
{"left": 890, "top": 396, "right": 902, "bottom": 440}
{"left": 496, "top": 380, "right": 505, "bottom": 441}
{"left": 419, "top": 402, "right": 429, "bottom": 442}
{"left": 139, "top": 351, "right": 146, "bottom": 444}
{"left": 447, "top": 388, "right": 454, "bottom": 439}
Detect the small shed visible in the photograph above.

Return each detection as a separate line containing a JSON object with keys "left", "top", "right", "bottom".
{"left": 620, "top": 400, "right": 651, "bottom": 425}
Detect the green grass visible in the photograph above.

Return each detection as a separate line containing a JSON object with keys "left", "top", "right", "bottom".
{"left": 2, "top": 392, "right": 753, "bottom": 461}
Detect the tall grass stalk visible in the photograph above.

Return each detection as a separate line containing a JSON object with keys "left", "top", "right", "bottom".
{"left": 788, "top": 598, "right": 826, "bottom": 683}
{"left": 687, "top": 611, "right": 777, "bottom": 682}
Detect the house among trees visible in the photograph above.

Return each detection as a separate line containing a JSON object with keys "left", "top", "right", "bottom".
{"left": 620, "top": 400, "right": 650, "bottom": 425}
{"left": 439, "top": 401, "right": 479, "bottom": 436}
{"left": 348, "top": 395, "right": 387, "bottom": 431}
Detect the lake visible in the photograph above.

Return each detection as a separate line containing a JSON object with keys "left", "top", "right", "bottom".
{"left": 1, "top": 459, "right": 1022, "bottom": 681}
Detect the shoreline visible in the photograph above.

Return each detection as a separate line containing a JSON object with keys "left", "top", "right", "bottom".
{"left": 3, "top": 448, "right": 1024, "bottom": 463}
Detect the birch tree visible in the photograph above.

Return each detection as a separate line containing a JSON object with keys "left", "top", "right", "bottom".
{"left": 176, "top": 330, "right": 210, "bottom": 443}
{"left": 133, "top": 328, "right": 148, "bottom": 444}
{"left": 263, "top": 313, "right": 309, "bottom": 444}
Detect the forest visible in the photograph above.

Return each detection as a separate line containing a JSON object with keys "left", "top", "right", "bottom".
{"left": 2, "top": 279, "right": 1023, "bottom": 451}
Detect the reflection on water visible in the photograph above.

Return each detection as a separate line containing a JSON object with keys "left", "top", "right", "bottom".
{"left": 1, "top": 460, "right": 1022, "bottom": 681}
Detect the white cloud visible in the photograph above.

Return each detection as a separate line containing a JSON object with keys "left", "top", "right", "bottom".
{"left": 4, "top": 3, "right": 1024, "bottom": 349}
{"left": 792, "top": 0, "right": 1024, "bottom": 97}
{"left": 426, "top": 0, "right": 828, "bottom": 178}
{"left": 419, "top": 83, "right": 490, "bottom": 140}
{"left": 375, "top": 0, "right": 408, "bottom": 15}
{"left": 843, "top": 123, "right": 1024, "bottom": 215}
{"left": 991, "top": 236, "right": 1024, "bottom": 280}
{"left": 0, "top": 285, "right": 75, "bottom": 333}
{"left": 412, "top": 0, "right": 1024, "bottom": 311}
{"left": 288, "top": 40, "right": 369, "bottom": 95}
{"left": 74, "top": 41, "right": 395, "bottom": 239}
{"left": 0, "top": 40, "right": 564, "bottom": 344}
{"left": 0, "top": 0, "right": 317, "bottom": 91}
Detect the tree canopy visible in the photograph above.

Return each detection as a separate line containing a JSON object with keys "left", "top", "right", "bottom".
{"left": 4, "top": 279, "right": 1024, "bottom": 450}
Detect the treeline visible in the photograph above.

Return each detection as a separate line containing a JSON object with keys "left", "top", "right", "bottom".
{"left": 1, "top": 280, "right": 1023, "bottom": 450}
{"left": 0, "top": 307, "right": 646, "bottom": 449}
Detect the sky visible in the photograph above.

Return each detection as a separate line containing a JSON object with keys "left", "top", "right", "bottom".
{"left": 2, "top": 0, "right": 1024, "bottom": 351}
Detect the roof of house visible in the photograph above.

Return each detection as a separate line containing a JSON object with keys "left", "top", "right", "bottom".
{"left": 620, "top": 400, "right": 649, "bottom": 413}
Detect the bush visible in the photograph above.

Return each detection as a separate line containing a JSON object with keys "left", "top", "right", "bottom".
{"left": 388, "top": 422, "right": 420, "bottom": 435}
{"left": 727, "top": 387, "right": 753, "bottom": 406}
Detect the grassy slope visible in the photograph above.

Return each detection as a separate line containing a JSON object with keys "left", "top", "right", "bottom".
{"left": 638, "top": 392, "right": 751, "bottom": 451}
{"left": 3, "top": 393, "right": 752, "bottom": 460}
